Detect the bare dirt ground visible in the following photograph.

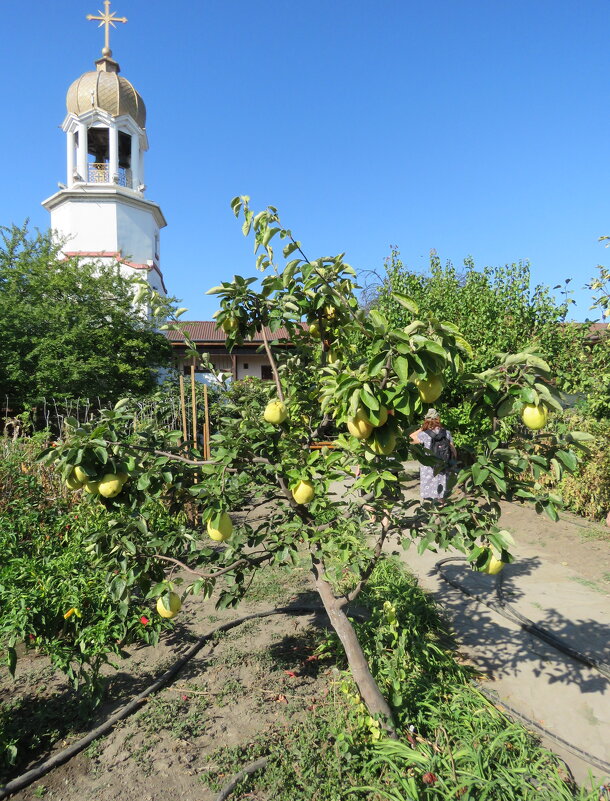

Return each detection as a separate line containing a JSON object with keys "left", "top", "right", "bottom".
{"left": 2, "top": 563, "right": 336, "bottom": 801}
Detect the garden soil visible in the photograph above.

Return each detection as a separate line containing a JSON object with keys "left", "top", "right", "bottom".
{"left": 2, "top": 560, "right": 335, "bottom": 801}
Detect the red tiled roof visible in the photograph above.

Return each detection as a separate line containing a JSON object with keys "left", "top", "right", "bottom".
{"left": 560, "top": 321, "right": 609, "bottom": 341}
{"left": 166, "top": 321, "right": 301, "bottom": 344}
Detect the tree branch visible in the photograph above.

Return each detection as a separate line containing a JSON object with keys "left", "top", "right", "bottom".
{"left": 379, "top": 352, "right": 394, "bottom": 391}
{"left": 115, "top": 442, "right": 270, "bottom": 468}
{"left": 260, "top": 327, "right": 285, "bottom": 402}
{"left": 339, "top": 513, "right": 392, "bottom": 606}
{"left": 153, "top": 552, "right": 273, "bottom": 580}
{"left": 309, "top": 413, "right": 332, "bottom": 444}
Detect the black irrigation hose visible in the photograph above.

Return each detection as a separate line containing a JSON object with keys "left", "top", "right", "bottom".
{"left": 0, "top": 604, "right": 326, "bottom": 801}
{"left": 476, "top": 684, "right": 610, "bottom": 777}
{"left": 495, "top": 570, "right": 610, "bottom": 681}
{"left": 435, "top": 556, "right": 610, "bottom": 776}
{"left": 214, "top": 756, "right": 269, "bottom": 801}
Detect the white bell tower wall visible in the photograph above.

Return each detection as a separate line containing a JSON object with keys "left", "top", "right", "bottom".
{"left": 42, "top": 41, "right": 168, "bottom": 297}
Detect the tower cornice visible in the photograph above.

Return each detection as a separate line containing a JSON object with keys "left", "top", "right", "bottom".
{"left": 42, "top": 185, "right": 167, "bottom": 229}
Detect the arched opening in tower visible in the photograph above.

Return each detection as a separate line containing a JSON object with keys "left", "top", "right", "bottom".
{"left": 83, "top": 127, "right": 133, "bottom": 186}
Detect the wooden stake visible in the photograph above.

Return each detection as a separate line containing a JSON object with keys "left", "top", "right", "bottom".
{"left": 203, "top": 383, "right": 210, "bottom": 459}
{"left": 190, "top": 361, "right": 199, "bottom": 494}
{"left": 190, "top": 361, "right": 197, "bottom": 449}
{"left": 179, "top": 374, "right": 188, "bottom": 443}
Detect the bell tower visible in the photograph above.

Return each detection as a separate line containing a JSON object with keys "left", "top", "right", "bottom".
{"left": 42, "top": 2, "right": 167, "bottom": 295}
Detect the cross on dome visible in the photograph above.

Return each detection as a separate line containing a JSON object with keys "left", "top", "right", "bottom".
{"left": 86, "top": 1, "right": 127, "bottom": 58}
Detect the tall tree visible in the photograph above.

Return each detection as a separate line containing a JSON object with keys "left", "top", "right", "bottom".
{"left": 0, "top": 224, "right": 172, "bottom": 405}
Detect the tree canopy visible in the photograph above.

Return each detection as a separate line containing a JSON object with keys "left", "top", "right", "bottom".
{"left": 0, "top": 224, "right": 172, "bottom": 406}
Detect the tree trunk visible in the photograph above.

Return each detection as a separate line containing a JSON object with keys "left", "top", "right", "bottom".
{"left": 312, "top": 559, "right": 397, "bottom": 737}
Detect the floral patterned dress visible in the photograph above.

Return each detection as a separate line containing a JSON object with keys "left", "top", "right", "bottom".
{"left": 417, "top": 428, "right": 454, "bottom": 500}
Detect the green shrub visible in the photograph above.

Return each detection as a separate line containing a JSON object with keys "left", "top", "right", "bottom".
{"left": 546, "top": 413, "right": 610, "bottom": 521}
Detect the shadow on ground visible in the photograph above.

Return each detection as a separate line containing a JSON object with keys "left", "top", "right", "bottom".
{"left": 429, "top": 557, "right": 610, "bottom": 695}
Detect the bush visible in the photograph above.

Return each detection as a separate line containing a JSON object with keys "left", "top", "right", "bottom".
{"left": 546, "top": 413, "right": 610, "bottom": 521}
{"left": 0, "top": 437, "right": 185, "bottom": 697}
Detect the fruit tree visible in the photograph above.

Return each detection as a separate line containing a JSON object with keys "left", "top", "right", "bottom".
{"left": 34, "top": 198, "right": 591, "bottom": 733}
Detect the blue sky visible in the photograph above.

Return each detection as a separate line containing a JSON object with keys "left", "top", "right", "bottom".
{"left": 3, "top": 0, "right": 609, "bottom": 321}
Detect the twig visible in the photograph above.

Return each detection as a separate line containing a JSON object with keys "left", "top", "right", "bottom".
{"left": 260, "top": 327, "right": 284, "bottom": 402}
{"left": 379, "top": 352, "right": 394, "bottom": 391}
{"left": 339, "top": 513, "right": 393, "bottom": 606}
{"left": 287, "top": 234, "right": 369, "bottom": 336}
{"left": 153, "top": 552, "right": 274, "bottom": 580}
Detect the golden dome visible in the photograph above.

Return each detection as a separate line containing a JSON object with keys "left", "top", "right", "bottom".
{"left": 66, "top": 57, "right": 146, "bottom": 128}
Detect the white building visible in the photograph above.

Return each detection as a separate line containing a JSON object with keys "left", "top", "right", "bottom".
{"left": 41, "top": 2, "right": 167, "bottom": 295}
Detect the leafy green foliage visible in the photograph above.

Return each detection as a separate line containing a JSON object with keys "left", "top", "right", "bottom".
{"left": 367, "top": 249, "right": 610, "bottom": 436}
{"left": 0, "top": 223, "right": 172, "bottom": 405}
{"left": 542, "top": 413, "right": 610, "bottom": 521}
{"left": 0, "top": 437, "right": 185, "bottom": 695}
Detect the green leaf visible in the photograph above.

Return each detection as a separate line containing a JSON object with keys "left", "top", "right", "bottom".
{"left": 262, "top": 226, "right": 281, "bottom": 247}
{"left": 360, "top": 388, "right": 379, "bottom": 410}
{"left": 392, "top": 356, "right": 411, "bottom": 383}
{"left": 566, "top": 431, "right": 594, "bottom": 443}
{"left": 497, "top": 397, "right": 516, "bottom": 418}
{"left": 368, "top": 351, "right": 388, "bottom": 377}
{"left": 472, "top": 464, "right": 490, "bottom": 486}
{"left": 454, "top": 336, "right": 474, "bottom": 357}
{"left": 526, "top": 354, "right": 551, "bottom": 372}
{"left": 369, "top": 310, "right": 388, "bottom": 333}
{"left": 503, "top": 352, "right": 531, "bottom": 366}
{"left": 242, "top": 209, "right": 254, "bottom": 236}
{"left": 283, "top": 241, "right": 300, "bottom": 258}
{"left": 93, "top": 446, "right": 108, "bottom": 464}
{"left": 519, "top": 386, "right": 537, "bottom": 404}
{"left": 555, "top": 449, "right": 578, "bottom": 471}
{"left": 137, "top": 474, "right": 151, "bottom": 491}
{"left": 135, "top": 518, "right": 148, "bottom": 536}
{"left": 391, "top": 292, "right": 419, "bottom": 314}
{"left": 415, "top": 338, "right": 447, "bottom": 359}
{"left": 542, "top": 500, "right": 559, "bottom": 522}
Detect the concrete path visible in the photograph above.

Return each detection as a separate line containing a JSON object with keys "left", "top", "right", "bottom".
{"left": 392, "top": 473, "right": 610, "bottom": 787}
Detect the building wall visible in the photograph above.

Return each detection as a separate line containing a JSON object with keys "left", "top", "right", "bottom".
{"left": 179, "top": 352, "right": 272, "bottom": 381}
{"left": 48, "top": 194, "right": 164, "bottom": 293}
{"left": 116, "top": 202, "right": 160, "bottom": 265}
{"left": 51, "top": 199, "right": 118, "bottom": 252}
{"left": 235, "top": 354, "right": 268, "bottom": 379}
{"left": 51, "top": 196, "right": 161, "bottom": 265}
